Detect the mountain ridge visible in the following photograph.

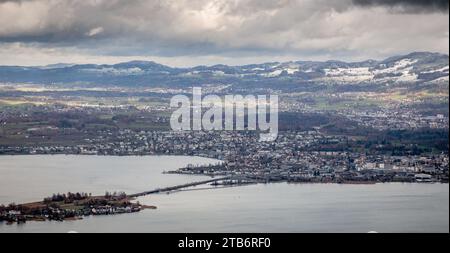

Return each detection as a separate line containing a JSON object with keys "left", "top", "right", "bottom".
{"left": 1, "top": 51, "right": 446, "bottom": 69}
{"left": 0, "top": 52, "right": 448, "bottom": 92}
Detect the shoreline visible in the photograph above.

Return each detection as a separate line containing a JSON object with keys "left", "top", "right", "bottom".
{"left": 1, "top": 180, "right": 447, "bottom": 226}
{"left": 1, "top": 154, "right": 447, "bottom": 225}
{"left": 0, "top": 194, "right": 157, "bottom": 225}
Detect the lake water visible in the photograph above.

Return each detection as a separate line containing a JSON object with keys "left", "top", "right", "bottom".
{"left": 0, "top": 155, "right": 448, "bottom": 233}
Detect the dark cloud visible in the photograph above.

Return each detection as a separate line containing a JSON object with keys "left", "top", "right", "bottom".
{"left": 0, "top": 0, "right": 448, "bottom": 65}
{"left": 353, "top": 0, "right": 449, "bottom": 13}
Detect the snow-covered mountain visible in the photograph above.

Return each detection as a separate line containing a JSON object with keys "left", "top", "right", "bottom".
{"left": 0, "top": 52, "right": 448, "bottom": 90}
{"left": 234, "top": 52, "right": 448, "bottom": 85}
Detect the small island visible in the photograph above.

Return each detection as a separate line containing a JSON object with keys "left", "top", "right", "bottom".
{"left": 0, "top": 192, "right": 156, "bottom": 224}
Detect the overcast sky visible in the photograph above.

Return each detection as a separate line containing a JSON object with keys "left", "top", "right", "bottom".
{"left": 0, "top": 0, "right": 448, "bottom": 66}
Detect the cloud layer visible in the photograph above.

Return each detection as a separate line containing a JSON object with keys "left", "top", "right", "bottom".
{"left": 0, "top": 0, "right": 448, "bottom": 66}
{"left": 353, "top": 0, "right": 449, "bottom": 13}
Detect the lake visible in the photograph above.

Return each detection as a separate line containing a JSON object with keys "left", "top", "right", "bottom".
{"left": 0, "top": 155, "right": 448, "bottom": 233}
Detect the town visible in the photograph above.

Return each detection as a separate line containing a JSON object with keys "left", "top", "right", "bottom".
{"left": 0, "top": 94, "right": 448, "bottom": 187}
{"left": 1, "top": 128, "right": 448, "bottom": 184}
